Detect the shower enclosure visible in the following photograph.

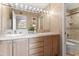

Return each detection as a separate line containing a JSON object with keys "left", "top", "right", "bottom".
{"left": 65, "top": 3, "right": 79, "bottom": 56}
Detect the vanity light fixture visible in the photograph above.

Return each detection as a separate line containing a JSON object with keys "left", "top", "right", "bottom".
{"left": 28, "top": 6, "right": 32, "bottom": 10}
{"left": 49, "top": 10, "right": 54, "bottom": 15}
{"left": 43, "top": 10, "right": 46, "bottom": 13}
{"left": 15, "top": 3, "right": 18, "bottom": 6}
{"left": 4, "top": 3, "right": 9, "bottom": 5}
{"left": 32, "top": 8, "right": 36, "bottom": 12}
{"left": 33, "top": 8, "right": 36, "bottom": 10}
{"left": 14, "top": 3, "right": 19, "bottom": 9}
{"left": 37, "top": 8, "right": 40, "bottom": 11}
{"left": 46, "top": 11, "right": 49, "bottom": 13}
{"left": 25, "top": 5, "right": 28, "bottom": 9}
{"left": 34, "top": 8, "right": 36, "bottom": 10}
{"left": 10, "top": 3, "right": 15, "bottom": 7}
{"left": 20, "top": 4, "right": 24, "bottom": 9}
{"left": 40, "top": 9, "right": 43, "bottom": 11}
{"left": 2, "top": 3, "right": 48, "bottom": 13}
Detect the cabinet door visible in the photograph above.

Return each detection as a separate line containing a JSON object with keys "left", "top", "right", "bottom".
{"left": 52, "top": 35, "right": 60, "bottom": 56}
{"left": 13, "top": 39, "right": 28, "bottom": 56}
{"left": 44, "top": 35, "right": 60, "bottom": 56}
{"left": 0, "top": 41, "right": 12, "bottom": 56}
{"left": 44, "top": 36, "right": 52, "bottom": 56}
{"left": 29, "top": 37, "right": 44, "bottom": 56}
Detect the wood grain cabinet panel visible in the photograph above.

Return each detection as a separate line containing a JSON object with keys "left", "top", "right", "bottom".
{"left": 52, "top": 35, "right": 60, "bottom": 56}
{"left": 29, "top": 47, "right": 44, "bottom": 55}
{"left": 44, "top": 36, "right": 52, "bottom": 56}
{"left": 0, "top": 40, "right": 12, "bottom": 56}
{"left": 30, "top": 52, "right": 44, "bottom": 56}
{"left": 44, "top": 35, "right": 60, "bottom": 56}
{"left": 29, "top": 42, "right": 44, "bottom": 49}
{"left": 29, "top": 37, "right": 44, "bottom": 43}
{"left": 29, "top": 37, "right": 44, "bottom": 56}
{"left": 0, "top": 35, "right": 60, "bottom": 56}
{"left": 13, "top": 39, "right": 28, "bottom": 56}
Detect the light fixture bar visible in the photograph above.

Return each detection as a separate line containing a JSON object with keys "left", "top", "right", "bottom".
{"left": 2, "top": 3, "right": 48, "bottom": 13}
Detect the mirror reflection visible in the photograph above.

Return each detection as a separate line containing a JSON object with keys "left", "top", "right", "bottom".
{"left": 0, "top": 3, "right": 50, "bottom": 34}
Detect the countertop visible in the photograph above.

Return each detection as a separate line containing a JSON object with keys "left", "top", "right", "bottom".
{"left": 0, "top": 32, "right": 60, "bottom": 40}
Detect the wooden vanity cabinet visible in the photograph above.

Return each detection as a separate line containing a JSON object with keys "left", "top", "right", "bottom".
{"left": 44, "top": 35, "right": 60, "bottom": 56}
{"left": 0, "top": 40, "right": 12, "bottom": 56}
{"left": 28, "top": 37, "right": 44, "bottom": 56}
{"left": 44, "top": 36, "right": 52, "bottom": 56}
{"left": 0, "top": 35, "right": 60, "bottom": 56}
{"left": 28, "top": 35, "right": 60, "bottom": 56}
{"left": 13, "top": 39, "right": 28, "bottom": 56}
{"left": 52, "top": 35, "right": 60, "bottom": 56}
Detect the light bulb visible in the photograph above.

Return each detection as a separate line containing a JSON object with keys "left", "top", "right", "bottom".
{"left": 43, "top": 10, "right": 46, "bottom": 13}
{"left": 49, "top": 10, "right": 54, "bottom": 15}
{"left": 25, "top": 5, "right": 28, "bottom": 9}
{"left": 28, "top": 6, "right": 32, "bottom": 10}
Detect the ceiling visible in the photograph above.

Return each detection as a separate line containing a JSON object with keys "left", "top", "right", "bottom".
{"left": 23, "top": 3, "right": 49, "bottom": 9}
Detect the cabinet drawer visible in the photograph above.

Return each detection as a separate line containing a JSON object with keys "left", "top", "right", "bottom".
{"left": 29, "top": 47, "right": 44, "bottom": 55}
{"left": 29, "top": 42, "right": 44, "bottom": 49}
{"left": 29, "top": 38, "right": 44, "bottom": 43}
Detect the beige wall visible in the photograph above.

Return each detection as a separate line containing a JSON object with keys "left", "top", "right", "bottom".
{"left": 40, "top": 3, "right": 64, "bottom": 34}
{"left": 0, "top": 4, "right": 1, "bottom": 33}
{"left": 66, "top": 13, "right": 79, "bottom": 39}
{"left": 49, "top": 3, "right": 64, "bottom": 34}
{"left": 1, "top": 5, "right": 12, "bottom": 32}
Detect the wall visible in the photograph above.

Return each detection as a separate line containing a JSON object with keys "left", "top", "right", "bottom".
{"left": 66, "top": 13, "right": 79, "bottom": 39}
{"left": 49, "top": 3, "right": 64, "bottom": 34}
{"left": 65, "top": 4, "right": 79, "bottom": 40}
{"left": 1, "top": 5, "right": 12, "bottom": 32}
{"left": 0, "top": 4, "right": 1, "bottom": 33}
{"left": 37, "top": 3, "right": 64, "bottom": 34}
{"left": 47, "top": 3, "right": 64, "bottom": 55}
{"left": 37, "top": 13, "right": 50, "bottom": 32}
{"left": 41, "top": 3, "right": 64, "bottom": 34}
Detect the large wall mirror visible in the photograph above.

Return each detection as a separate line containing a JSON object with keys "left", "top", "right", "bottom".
{"left": 0, "top": 3, "right": 50, "bottom": 34}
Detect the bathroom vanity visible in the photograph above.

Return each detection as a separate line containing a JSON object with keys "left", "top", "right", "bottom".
{"left": 0, "top": 3, "right": 63, "bottom": 56}
{"left": 0, "top": 32, "right": 60, "bottom": 56}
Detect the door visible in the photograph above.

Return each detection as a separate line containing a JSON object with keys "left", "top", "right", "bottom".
{"left": 44, "top": 35, "right": 60, "bottom": 56}
{"left": 13, "top": 39, "right": 28, "bottom": 56}
{"left": 52, "top": 35, "right": 60, "bottom": 56}
{"left": 0, "top": 40, "right": 12, "bottom": 56}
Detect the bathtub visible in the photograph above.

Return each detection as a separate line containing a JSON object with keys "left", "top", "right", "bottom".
{"left": 66, "top": 39, "right": 79, "bottom": 56}
{"left": 67, "top": 39, "right": 79, "bottom": 44}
